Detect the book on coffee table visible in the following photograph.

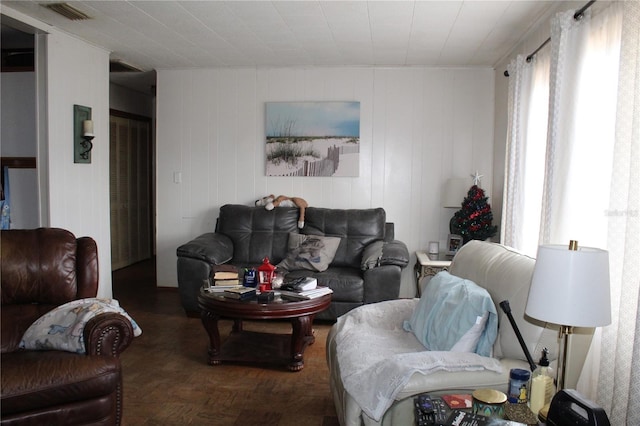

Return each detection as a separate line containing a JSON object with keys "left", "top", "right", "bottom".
{"left": 212, "top": 265, "right": 240, "bottom": 286}
{"left": 441, "top": 394, "right": 472, "bottom": 409}
{"left": 205, "top": 285, "right": 242, "bottom": 293}
{"left": 444, "top": 410, "right": 526, "bottom": 426}
{"left": 223, "top": 287, "right": 256, "bottom": 300}
{"left": 214, "top": 278, "right": 241, "bottom": 286}
{"left": 281, "top": 277, "right": 318, "bottom": 292}
{"left": 279, "top": 286, "right": 332, "bottom": 301}
{"left": 213, "top": 265, "right": 239, "bottom": 280}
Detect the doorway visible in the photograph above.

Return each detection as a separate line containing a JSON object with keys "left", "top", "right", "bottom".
{"left": 1, "top": 23, "right": 39, "bottom": 230}
{"left": 109, "top": 110, "right": 153, "bottom": 270}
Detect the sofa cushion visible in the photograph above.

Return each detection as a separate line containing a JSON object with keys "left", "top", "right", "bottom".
{"left": 217, "top": 204, "right": 300, "bottom": 265}
{"left": 277, "top": 233, "right": 341, "bottom": 272}
{"left": 1, "top": 351, "right": 121, "bottom": 416}
{"left": 403, "top": 271, "right": 498, "bottom": 357}
{"left": 303, "top": 207, "right": 385, "bottom": 269}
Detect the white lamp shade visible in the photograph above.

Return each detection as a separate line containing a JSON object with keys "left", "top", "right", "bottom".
{"left": 442, "top": 178, "right": 469, "bottom": 208}
{"left": 526, "top": 244, "right": 611, "bottom": 327}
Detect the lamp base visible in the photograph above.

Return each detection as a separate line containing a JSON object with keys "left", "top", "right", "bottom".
{"left": 557, "top": 325, "right": 573, "bottom": 391}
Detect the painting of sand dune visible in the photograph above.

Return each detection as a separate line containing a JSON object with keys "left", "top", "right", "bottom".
{"left": 265, "top": 102, "right": 360, "bottom": 177}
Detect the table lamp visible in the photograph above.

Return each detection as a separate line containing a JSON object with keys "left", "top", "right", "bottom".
{"left": 442, "top": 177, "right": 469, "bottom": 233}
{"left": 525, "top": 241, "right": 611, "bottom": 391}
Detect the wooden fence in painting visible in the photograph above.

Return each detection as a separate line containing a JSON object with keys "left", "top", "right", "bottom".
{"left": 338, "top": 144, "right": 359, "bottom": 155}
{"left": 279, "top": 144, "right": 360, "bottom": 177}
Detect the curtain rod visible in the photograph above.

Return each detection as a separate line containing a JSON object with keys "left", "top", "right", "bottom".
{"left": 503, "top": 0, "right": 596, "bottom": 77}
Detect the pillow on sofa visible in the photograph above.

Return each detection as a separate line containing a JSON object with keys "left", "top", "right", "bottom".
{"left": 361, "top": 240, "right": 384, "bottom": 270}
{"left": 403, "top": 271, "right": 498, "bottom": 357}
{"left": 277, "top": 233, "right": 341, "bottom": 272}
{"left": 20, "top": 298, "right": 142, "bottom": 354}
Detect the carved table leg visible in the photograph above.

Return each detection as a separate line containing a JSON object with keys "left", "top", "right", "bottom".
{"left": 289, "top": 315, "right": 315, "bottom": 371}
{"left": 200, "top": 309, "right": 222, "bottom": 365}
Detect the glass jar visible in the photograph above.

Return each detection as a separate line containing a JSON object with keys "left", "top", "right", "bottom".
{"left": 508, "top": 368, "right": 531, "bottom": 404}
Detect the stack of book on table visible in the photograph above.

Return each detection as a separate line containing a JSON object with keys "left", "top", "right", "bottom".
{"left": 279, "top": 277, "right": 333, "bottom": 301}
{"left": 212, "top": 265, "right": 240, "bottom": 289}
{"left": 202, "top": 266, "right": 241, "bottom": 293}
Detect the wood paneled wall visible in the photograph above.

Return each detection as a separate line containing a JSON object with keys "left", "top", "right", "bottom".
{"left": 156, "top": 67, "right": 495, "bottom": 297}
{"left": 46, "top": 30, "right": 113, "bottom": 298}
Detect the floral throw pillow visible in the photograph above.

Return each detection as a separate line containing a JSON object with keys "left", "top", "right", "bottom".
{"left": 277, "top": 233, "right": 341, "bottom": 272}
{"left": 20, "top": 298, "right": 142, "bottom": 354}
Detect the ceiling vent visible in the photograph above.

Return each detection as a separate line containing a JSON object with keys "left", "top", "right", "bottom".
{"left": 110, "top": 60, "right": 143, "bottom": 73}
{"left": 43, "top": 3, "right": 91, "bottom": 21}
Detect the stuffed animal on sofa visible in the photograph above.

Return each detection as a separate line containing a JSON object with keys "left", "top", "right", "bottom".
{"left": 255, "top": 194, "right": 308, "bottom": 228}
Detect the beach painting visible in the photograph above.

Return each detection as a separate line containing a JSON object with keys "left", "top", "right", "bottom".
{"left": 265, "top": 101, "right": 360, "bottom": 177}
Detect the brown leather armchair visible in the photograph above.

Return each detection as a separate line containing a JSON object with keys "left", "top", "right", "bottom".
{"left": 1, "top": 228, "right": 134, "bottom": 425}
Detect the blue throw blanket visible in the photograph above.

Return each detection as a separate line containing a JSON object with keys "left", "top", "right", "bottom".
{"left": 403, "top": 271, "right": 498, "bottom": 357}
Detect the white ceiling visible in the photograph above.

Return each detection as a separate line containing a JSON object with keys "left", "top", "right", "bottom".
{"left": 2, "top": 0, "right": 568, "bottom": 72}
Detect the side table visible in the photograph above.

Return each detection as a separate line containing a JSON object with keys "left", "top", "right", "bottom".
{"left": 414, "top": 251, "right": 452, "bottom": 297}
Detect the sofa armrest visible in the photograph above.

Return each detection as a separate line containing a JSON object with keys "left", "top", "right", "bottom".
{"left": 361, "top": 239, "right": 409, "bottom": 270}
{"left": 176, "top": 232, "right": 233, "bottom": 265}
{"left": 83, "top": 313, "right": 134, "bottom": 357}
{"left": 380, "top": 240, "right": 409, "bottom": 268}
{"left": 358, "top": 240, "right": 409, "bottom": 304}
{"left": 363, "top": 265, "right": 403, "bottom": 303}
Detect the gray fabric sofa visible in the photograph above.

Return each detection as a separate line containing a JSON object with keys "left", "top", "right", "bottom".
{"left": 176, "top": 204, "right": 410, "bottom": 320}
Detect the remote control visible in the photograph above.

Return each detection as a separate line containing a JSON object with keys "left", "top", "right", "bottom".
{"left": 414, "top": 394, "right": 449, "bottom": 426}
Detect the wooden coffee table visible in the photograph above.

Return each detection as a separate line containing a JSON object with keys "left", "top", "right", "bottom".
{"left": 197, "top": 288, "right": 331, "bottom": 371}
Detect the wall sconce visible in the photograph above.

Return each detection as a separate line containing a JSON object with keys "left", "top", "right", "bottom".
{"left": 74, "top": 104, "right": 93, "bottom": 164}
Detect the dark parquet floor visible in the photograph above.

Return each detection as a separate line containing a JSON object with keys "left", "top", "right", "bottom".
{"left": 113, "top": 258, "right": 340, "bottom": 426}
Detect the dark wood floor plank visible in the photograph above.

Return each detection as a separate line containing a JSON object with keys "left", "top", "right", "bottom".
{"left": 113, "top": 259, "right": 339, "bottom": 426}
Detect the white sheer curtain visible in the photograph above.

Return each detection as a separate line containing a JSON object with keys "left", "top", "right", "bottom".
{"left": 540, "top": 7, "right": 621, "bottom": 248}
{"left": 502, "top": 53, "right": 549, "bottom": 256}
{"left": 597, "top": 1, "right": 640, "bottom": 423}
{"left": 502, "top": 2, "right": 640, "bottom": 420}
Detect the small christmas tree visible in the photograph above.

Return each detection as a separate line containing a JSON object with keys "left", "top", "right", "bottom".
{"left": 451, "top": 184, "right": 498, "bottom": 243}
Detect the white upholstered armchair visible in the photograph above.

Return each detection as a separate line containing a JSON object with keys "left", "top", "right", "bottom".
{"left": 326, "top": 241, "right": 595, "bottom": 426}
